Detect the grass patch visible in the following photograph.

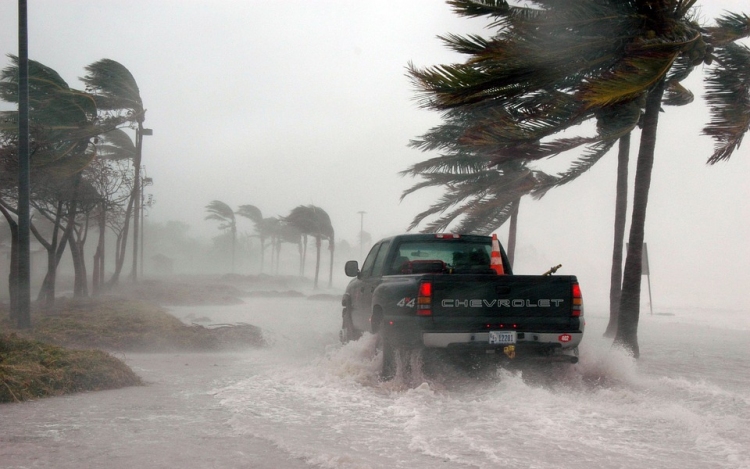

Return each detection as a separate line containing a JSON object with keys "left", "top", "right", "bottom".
{"left": 0, "top": 333, "right": 142, "bottom": 403}
{"left": 0, "top": 295, "right": 265, "bottom": 403}
{"left": 1, "top": 296, "right": 265, "bottom": 352}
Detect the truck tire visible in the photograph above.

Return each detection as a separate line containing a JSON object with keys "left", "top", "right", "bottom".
{"left": 339, "top": 308, "right": 361, "bottom": 344}
{"left": 380, "top": 334, "right": 396, "bottom": 381}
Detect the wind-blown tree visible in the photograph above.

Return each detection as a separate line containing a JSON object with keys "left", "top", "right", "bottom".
{"left": 274, "top": 221, "right": 303, "bottom": 275}
{"left": 0, "top": 57, "right": 106, "bottom": 310}
{"left": 84, "top": 153, "right": 131, "bottom": 294}
{"left": 81, "top": 59, "right": 146, "bottom": 283}
{"left": 401, "top": 149, "right": 553, "bottom": 262}
{"left": 284, "top": 205, "right": 334, "bottom": 289}
{"left": 205, "top": 200, "right": 237, "bottom": 272}
{"left": 236, "top": 204, "right": 268, "bottom": 271}
{"left": 92, "top": 129, "right": 136, "bottom": 287}
{"left": 403, "top": 96, "right": 638, "bottom": 271}
{"left": 408, "top": 0, "right": 750, "bottom": 357}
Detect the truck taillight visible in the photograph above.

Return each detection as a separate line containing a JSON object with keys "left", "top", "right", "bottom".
{"left": 417, "top": 281, "right": 432, "bottom": 316}
{"left": 435, "top": 233, "right": 460, "bottom": 239}
{"left": 572, "top": 282, "right": 583, "bottom": 317}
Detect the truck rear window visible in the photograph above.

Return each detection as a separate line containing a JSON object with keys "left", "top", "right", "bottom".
{"left": 388, "top": 240, "right": 492, "bottom": 275}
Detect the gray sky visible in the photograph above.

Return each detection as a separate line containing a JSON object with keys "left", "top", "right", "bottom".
{"left": 1, "top": 1, "right": 748, "bottom": 310}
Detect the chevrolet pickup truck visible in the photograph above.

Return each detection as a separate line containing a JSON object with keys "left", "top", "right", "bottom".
{"left": 341, "top": 233, "right": 584, "bottom": 378}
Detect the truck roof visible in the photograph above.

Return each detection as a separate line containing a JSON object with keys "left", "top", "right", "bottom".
{"left": 379, "top": 233, "right": 492, "bottom": 244}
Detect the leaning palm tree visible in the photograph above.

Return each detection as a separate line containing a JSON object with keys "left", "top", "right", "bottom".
{"left": 205, "top": 200, "right": 237, "bottom": 273}
{"left": 409, "top": 0, "right": 750, "bottom": 357}
{"left": 275, "top": 221, "right": 303, "bottom": 275}
{"left": 404, "top": 97, "right": 636, "bottom": 267}
{"left": 284, "top": 205, "right": 334, "bottom": 289}
{"left": 236, "top": 204, "right": 266, "bottom": 271}
{"left": 81, "top": 59, "right": 146, "bottom": 283}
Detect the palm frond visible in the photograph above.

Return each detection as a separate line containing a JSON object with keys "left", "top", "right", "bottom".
{"left": 96, "top": 129, "right": 136, "bottom": 160}
{"left": 705, "top": 12, "right": 750, "bottom": 46}
{"left": 702, "top": 42, "right": 750, "bottom": 163}
{"left": 81, "top": 59, "right": 143, "bottom": 118}
{"left": 236, "top": 204, "right": 263, "bottom": 223}
{"left": 205, "top": 200, "right": 235, "bottom": 223}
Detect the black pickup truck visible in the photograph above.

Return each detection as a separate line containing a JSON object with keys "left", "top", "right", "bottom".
{"left": 341, "top": 233, "right": 584, "bottom": 378}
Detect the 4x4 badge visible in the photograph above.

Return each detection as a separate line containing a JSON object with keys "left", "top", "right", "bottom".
{"left": 397, "top": 297, "right": 416, "bottom": 308}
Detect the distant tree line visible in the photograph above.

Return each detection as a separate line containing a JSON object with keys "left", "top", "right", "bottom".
{"left": 205, "top": 201, "right": 335, "bottom": 289}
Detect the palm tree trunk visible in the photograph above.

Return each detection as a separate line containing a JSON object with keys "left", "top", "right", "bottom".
{"left": 260, "top": 236, "right": 266, "bottom": 274}
{"left": 604, "top": 133, "right": 631, "bottom": 338}
{"left": 506, "top": 198, "right": 520, "bottom": 268}
{"left": 615, "top": 80, "right": 666, "bottom": 358}
{"left": 231, "top": 225, "right": 236, "bottom": 273}
{"left": 300, "top": 235, "right": 308, "bottom": 277}
{"left": 328, "top": 238, "right": 335, "bottom": 288}
{"left": 313, "top": 236, "right": 321, "bottom": 289}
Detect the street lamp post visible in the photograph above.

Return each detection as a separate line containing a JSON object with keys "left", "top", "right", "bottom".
{"left": 131, "top": 126, "right": 152, "bottom": 282}
{"left": 140, "top": 171, "right": 153, "bottom": 278}
{"left": 357, "top": 211, "right": 366, "bottom": 260}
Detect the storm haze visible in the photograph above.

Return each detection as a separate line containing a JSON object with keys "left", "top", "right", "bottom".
{"left": 0, "top": 1, "right": 747, "bottom": 313}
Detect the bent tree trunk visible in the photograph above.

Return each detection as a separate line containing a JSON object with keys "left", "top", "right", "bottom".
{"left": 92, "top": 202, "right": 106, "bottom": 295}
{"left": 604, "top": 133, "right": 631, "bottom": 338}
{"left": 328, "top": 238, "right": 335, "bottom": 288}
{"left": 0, "top": 205, "right": 19, "bottom": 321}
{"left": 69, "top": 228, "right": 89, "bottom": 298}
{"left": 615, "top": 80, "right": 666, "bottom": 358}
{"left": 108, "top": 194, "right": 135, "bottom": 286}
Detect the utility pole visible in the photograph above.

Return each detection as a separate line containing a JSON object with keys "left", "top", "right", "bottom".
{"left": 130, "top": 126, "right": 152, "bottom": 282}
{"left": 139, "top": 170, "right": 153, "bottom": 278}
{"left": 16, "top": 0, "right": 31, "bottom": 328}
{"left": 357, "top": 211, "right": 366, "bottom": 260}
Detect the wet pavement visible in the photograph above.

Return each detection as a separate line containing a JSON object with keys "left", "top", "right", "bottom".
{"left": 0, "top": 352, "right": 314, "bottom": 469}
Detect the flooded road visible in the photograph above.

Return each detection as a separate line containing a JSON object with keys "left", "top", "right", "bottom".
{"left": 0, "top": 351, "right": 311, "bottom": 468}
{"left": 1, "top": 296, "right": 748, "bottom": 469}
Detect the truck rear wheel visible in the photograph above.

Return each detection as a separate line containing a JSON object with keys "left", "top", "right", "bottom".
{"left": 339, "top": 308, "right": 361, "bottom": 344}
{"left": 379, "top": 334, "right": 396, "bottom": 380}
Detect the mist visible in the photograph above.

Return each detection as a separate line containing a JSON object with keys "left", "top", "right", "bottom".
{"left": 1, "top": 1, "right": 748, "bottom": 313}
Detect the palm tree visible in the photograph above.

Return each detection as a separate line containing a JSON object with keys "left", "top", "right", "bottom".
{"left": 408, "top": 0, "right": 750, "bottom": 357}
{"left": 403, "top": 101, "right": 632, "bottom": 266}
{"left": 284, "top": 205, "right": 334, "bottom": 289}
{"left": 236, "top": 204, "right": 266, "bottom": 271}
{"left": 205, "top": 200, "right": 237, "bottom": 272}
{"left": 275, "top": 221, "right": 303, "bottom": 275}
{"left": 81, "top": 59, "right": 146, "bottom": 283}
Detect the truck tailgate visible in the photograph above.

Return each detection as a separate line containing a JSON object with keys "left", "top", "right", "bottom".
{"left": 428, "top": 274, "right": 577, "bottom": 331}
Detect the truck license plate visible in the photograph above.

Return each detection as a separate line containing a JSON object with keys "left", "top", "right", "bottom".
{"left": 489, "top": 331, "right": 516, "bottom": 344}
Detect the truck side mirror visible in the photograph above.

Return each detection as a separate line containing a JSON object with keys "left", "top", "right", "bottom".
{"left": 345, "top": 260, "right": 360, "bottom": 278}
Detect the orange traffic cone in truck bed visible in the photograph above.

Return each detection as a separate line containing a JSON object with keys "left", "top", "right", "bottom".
{"left": 490, "top": 234, "right": 505, "bottom": 275}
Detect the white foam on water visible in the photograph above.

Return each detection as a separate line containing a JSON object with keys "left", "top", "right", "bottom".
{"left": 171, "top": 300, "right": 750, "bottom": 469}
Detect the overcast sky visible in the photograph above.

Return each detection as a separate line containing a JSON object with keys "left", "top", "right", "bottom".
{"left": 1, "top": 1, "right": 748, "bottom": 310}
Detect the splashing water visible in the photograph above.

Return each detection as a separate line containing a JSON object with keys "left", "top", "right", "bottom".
{"left": 166, "top": 298, "right": 750, "bottom": 469}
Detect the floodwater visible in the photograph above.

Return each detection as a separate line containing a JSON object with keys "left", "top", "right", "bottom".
{"left": 1, "top": 296, "right": 748, "bottom": 469}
